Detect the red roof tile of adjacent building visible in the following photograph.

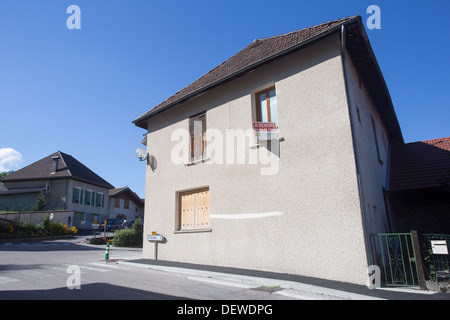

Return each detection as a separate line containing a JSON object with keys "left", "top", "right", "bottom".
{"left": 390, "top": 137, "right": 450, "bottom": 191}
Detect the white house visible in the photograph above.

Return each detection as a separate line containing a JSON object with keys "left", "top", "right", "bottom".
{"left": 108, "top": 187, "right": 144, "bottom": 221}
{"left": 132, "top": 16, "right": 404, "bottom": 285}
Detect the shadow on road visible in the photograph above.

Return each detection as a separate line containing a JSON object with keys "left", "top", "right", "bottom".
{"left": 0, "top": 282, "right": 191, "bottom": 300}
{"left": 0, "top": 241, "right": 104, "bottom": 252}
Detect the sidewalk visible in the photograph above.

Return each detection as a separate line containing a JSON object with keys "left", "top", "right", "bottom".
{"left": 119, "top": 258, "right": 450, "bottom": 300}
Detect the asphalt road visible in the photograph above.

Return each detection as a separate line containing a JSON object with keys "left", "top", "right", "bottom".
{"left": 0, "top": 237, "right": 295, "bottom": 301}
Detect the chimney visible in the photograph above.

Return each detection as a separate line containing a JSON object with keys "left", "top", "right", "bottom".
{"left": 51, "top": 155, "right": 59, "bottom": 174}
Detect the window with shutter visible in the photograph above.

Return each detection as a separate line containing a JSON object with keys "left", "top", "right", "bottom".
{"left": 96, "top": 192, "right": 104, "bottom": 208}
{"left": 72, "top": 187, "right": 83, "bottom": 205}
{"left": 85, "top": 190, "right": 94, "bottom": 206}
{"left": 189, "top": 112, "right": 206, "bottom": 162}
{"left": 179, "top": 188, "right": 210, "bottom": 231}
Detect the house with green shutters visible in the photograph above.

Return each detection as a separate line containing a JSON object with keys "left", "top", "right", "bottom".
{"left": 0, "top": 151, "right": 114, "bottom": 229}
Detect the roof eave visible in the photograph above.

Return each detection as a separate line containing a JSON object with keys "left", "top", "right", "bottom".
{"left": 344, "top": 21, "right": 404, "bottom": 143}
{"left": 132, "top": 16, "right": 361, "bottom": 129}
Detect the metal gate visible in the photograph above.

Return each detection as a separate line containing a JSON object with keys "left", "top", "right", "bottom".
{"left": 371, "top": 233, "right": 420, "bottom": 287}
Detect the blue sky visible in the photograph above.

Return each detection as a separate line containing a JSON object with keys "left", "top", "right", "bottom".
{"left": 1, "top": 0, "right": 449, "bottom": 198}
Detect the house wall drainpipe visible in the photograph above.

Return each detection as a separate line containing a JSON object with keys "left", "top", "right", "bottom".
{"left": 340, "top": 24, "right": 375, "bottom": 269}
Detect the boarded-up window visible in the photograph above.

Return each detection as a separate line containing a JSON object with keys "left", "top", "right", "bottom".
{"left": 179, "top": 188, "right": 210, "bottom": 230}
{"left": 189, "top": 112, "right": 206, "bottom": 161}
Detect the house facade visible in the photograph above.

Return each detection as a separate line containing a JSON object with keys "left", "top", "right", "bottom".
{"left": 0, "top": 151, "right": 114, "bottom": 229}
{"left": 133, "top": 16, "right": 405, "bottom": 285}
{"left": 109, "top": 187, "right": 144, "bottom": 221}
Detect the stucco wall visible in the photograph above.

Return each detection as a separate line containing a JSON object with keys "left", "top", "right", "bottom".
{"left": 343, "top": 49, "right": 393, "bottom": 238}
{"left": 142, "top": 35, "right": 370, "bottom": 285}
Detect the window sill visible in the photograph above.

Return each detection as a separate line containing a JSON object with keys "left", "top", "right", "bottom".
{"left": 174, "top": 229, "right": 212, "bottom": 234}
{"left": 184, "top": 157, "right": 211, "bottom": 166}
{"left": 250, "top": 137, "right": 285, "bottom": 149}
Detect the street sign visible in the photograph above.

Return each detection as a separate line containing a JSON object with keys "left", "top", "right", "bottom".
{"left": 147, "top": 234, "right": 163, "bottom": 242}
{"left": 431, "top": 240, "right": 448, "bottom": 255}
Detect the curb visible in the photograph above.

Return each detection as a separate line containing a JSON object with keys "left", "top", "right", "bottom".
{"left": 0, "top": 235, "right": 74, "bottom": 244}
{"left": 118, "top": 260, "right": 383, "bottom": 300}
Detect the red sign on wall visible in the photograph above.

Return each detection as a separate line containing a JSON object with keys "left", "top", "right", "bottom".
{"left": 253, "top": 122, "right": 278, "bottom": 141}
{"left": 253, "top": 122, "right": 277, "bottom": 131}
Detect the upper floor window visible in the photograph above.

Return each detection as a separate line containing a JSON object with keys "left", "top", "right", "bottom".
{"left": 85, "top": 190, "right": 94, "bottom": 207}
{"left": 96, "top": 192, "right": 104, "bottom": 208}
{"left": 371, "top": 116, "right": 383, "bottom": 165}
{"left": 72, "top": 187, "right": 83, "bottom": 205}
{"left": 255, "top": 86, "right": 278, "bottom": 127}
{"left": 189, "top": 111, "right": 207, "bottom": 162}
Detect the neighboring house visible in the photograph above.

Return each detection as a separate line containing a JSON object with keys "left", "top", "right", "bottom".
{"left": 388, "top": 137, "right": 450, "bottom": 234}
{"left": 0, "top": 151, "right": 114, "bottom": 229}
{"left": 132, "top": 16, "right": 406, "bottom": 285}
{"left": 109, "top": 187, "right": 144, "bottom": 221}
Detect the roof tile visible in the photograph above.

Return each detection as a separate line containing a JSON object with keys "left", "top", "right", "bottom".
{"left": 0, "top": 151, "right": 114, "bottom": 189}
{"left": 390, "top": 137, "right": 450, "bottom": 191}
{"left": 133, "top": 16, "right": 359, "bottom": 125}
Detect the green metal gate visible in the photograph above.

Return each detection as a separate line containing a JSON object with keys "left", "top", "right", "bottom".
{"left": 371, "top": 233, "right": 420, "bottom": 287}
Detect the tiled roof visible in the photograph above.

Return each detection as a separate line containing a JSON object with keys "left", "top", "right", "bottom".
{"left": 133, "top": 15, "right": 403, "bottom": 143}
{"left": 109, "top": 186, "right": 143, "bottom": 205}
{"left": 0, "top": 151, "right": 114, "bottom": 189}
{"left": 133, "top": 16, "right": 359, "bottom": 127}
{"left": 109, "top": 187, "right": 128, "bottom": 196}
{"left": 390, "top": 137, "right": 450, "bottom": 191}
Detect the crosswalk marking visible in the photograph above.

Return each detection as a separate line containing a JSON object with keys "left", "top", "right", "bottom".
{"left": 0, "top": 276, "right": 20, "bottom": 284}
{"left": 89, "top": 262, "right": 129, "bottom": 270}
{"left": 79, "top": 265, "right": 111, "bottom": 272}
{"left": 0, "top": 261, "right": 133, "bottom": 286}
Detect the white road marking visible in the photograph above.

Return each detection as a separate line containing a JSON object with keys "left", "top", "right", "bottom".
{"left": 0, "top": 276, "right": 20, "bottom": 284}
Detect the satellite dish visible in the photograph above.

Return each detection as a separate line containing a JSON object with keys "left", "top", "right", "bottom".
{"left": 136, "top": 148, "right": 148, "bottom": 161}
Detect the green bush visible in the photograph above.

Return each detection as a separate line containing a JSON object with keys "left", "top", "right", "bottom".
{"left": 36, "top": 215, "right": 74, "bottom": 236}
{"left": 111, "top": 218, "right": 143, "bottom": 247}
{"left": 0, "top": 215, "right": 76, "bottom": 238}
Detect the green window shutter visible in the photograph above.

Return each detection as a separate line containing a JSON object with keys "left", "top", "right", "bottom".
{"left": 72, "top": 188, "right": 77, "bottom": 203}
{"left": 92, "top": 192, "right": 96, "bottom": 207}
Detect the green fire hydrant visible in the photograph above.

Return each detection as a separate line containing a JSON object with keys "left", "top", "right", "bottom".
{"left": 105, "top": 243, "right": 110, "bottom": 260}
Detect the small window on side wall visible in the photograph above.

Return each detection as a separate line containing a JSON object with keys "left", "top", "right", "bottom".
{"left": 189, "top": 111, "right": 207, "bottom": 162}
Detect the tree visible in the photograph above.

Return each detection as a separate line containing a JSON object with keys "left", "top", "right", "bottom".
{"left": 0, "top": 171, "right": 13, "bottom": 178}
{"left": 32, "top": 192, "right": 46, "bottom": 211}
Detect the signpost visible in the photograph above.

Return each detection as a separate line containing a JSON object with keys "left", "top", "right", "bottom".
{"left": 92, "top": 223, "right": 100, "bottom": 238}
{"left": 147, "top": 234, "right": 164, "bottom": 242}
{"left": 147, "top": 232, "right": 164, "bottom": 260}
